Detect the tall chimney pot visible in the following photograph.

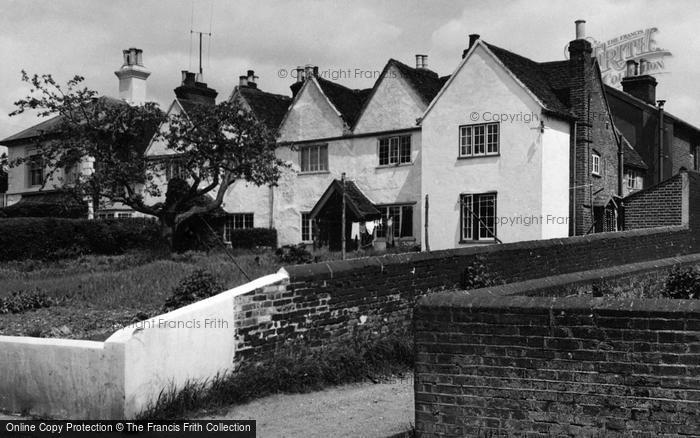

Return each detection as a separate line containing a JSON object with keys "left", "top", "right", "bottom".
{"left": 295, "top": 66, "right": 305, "bottom": 83}
{"left": 415, "top": 54, "right": 422, "bottom": 69}
{"left": 239, "top": 75, "right": 248, "bottom": 87}
{"left": 625, "top": 60, "right": 638, "bottom": 77}
{"left": 575, "top": 20, "right": 586, "bottom": 39}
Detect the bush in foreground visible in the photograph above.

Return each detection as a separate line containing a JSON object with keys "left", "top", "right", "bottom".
{"left": 162, "top": 269, "right": 223, "bottom": 312}
{"left": 663, "top": 265, "right": 700, "bottom": 299}
{"left": 0, "top": 289, "right": 59, "bottom": 314}
{"left": 137, "top": 331, "right": 413, "bottom": 420}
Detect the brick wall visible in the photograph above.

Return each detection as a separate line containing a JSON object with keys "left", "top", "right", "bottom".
{"left": 232, "top": 222, "right": 698, "bottom": 358}
{"left": 624, "top": 171, "right": 686, "bottom": 229}
{"left": 415, "top": 291, "right": 700, "bottom": 437}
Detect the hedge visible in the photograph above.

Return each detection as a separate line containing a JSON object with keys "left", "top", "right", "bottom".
{"left": 0, "top": 201, "right": 88, "bottom": 219}
{"left": 0, "top": 217, "right": 164, "bottom": 261}
{"left": 225, "top": 228, "right": 277, "bottom": 249}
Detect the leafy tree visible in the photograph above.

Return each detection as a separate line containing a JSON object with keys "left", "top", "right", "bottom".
{"left": 0, "top": 152, "right": 7, "bottom": 194}
{"left": 8, "top": 71, "right": 286, "bottom": 247}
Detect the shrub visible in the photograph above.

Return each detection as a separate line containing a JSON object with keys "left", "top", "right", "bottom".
{"left": 276, "top": 244, "right": 313, "bottom": 264}
{"left": 663, "top": 265, "right": 700, "bottom": 299}
{"left": 0, "top": 217, "right": 164, "bottom": 261}
{"left": 461, "top": 258, "right": 501, "bottom": 290}
{"left": 0, "top": 201, "right": 88, "bottom": 219}
{"left": 0, "top": 289, "right": 59, "bottom": 314}
{"left": 162, "top": 269, "right": 223, "bottom": 312}
{"left": 225, "top": 228, "right": 277, "bottom": 249}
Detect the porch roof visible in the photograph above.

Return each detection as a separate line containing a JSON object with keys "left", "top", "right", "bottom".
{"left": 309, "top": 179, "right": 382, "bottom": 222}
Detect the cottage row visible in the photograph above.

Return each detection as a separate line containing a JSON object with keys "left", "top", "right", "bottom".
{"left": 3, "top": 20, "right": 699, "bottom": 251}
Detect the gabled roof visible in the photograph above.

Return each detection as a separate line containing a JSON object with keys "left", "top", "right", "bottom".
{"left": 315, "top": 77, "right": 371, "bottom": 127}
{"left": 390, "top": 59, "right": 449, "bottom": 105}
{"left": 0, "top": 96, "right": 125, "bottom": 145}
{"left": 604, "top": 85, "right": 700, "bottom": 139}
{"left": 309, "top": 179, "right": 381, "bottom": 221}
{"left": 484, "top": 43, "right": 573, "bottom": 118}
{"left": 234, "top": 86, "right": 291, "bottom": 131}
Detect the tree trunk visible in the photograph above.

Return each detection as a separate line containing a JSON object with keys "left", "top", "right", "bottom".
{"left": 159, "top": 218, "right": 176, "bottom": 252}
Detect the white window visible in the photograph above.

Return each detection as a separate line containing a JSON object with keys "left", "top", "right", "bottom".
{"left": 117, "top": 212, "right": 133, "bottom": 219}
{"left": 626, "top": 169, "right": 641, "bottom": 190}
{"left": 378, "top": 135, "right": 411, "bottom": 166}
{"left": 301, "top": 212, "right": 313, "bottom": 242}
{"left": 28, "top": 155, "right": 44, "bottom": 187}
{"left": 300, "top": 144, "right": 328, "bottom": 173}
{"left": 460, "top": 193, "right": 497, "bottom": 241}
{"left": 223, "top": 213, "right": 254, "bottom": 243}
{"left": 165, "top": 157, "right": 188, "bottom": 181}
{"left": 592, "top": 153, "right": 601, "bottom": 176}
{"left": 376, "top": 205, "right": 413, "bottom": 238}
{"left": 459, "top": 123, "right": 499, "bottom": 158}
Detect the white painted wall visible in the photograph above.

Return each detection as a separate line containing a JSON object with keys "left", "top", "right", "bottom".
{"left": 0, "top": 337, "right": 124, "bottom": 418}
{"left": 541, "top": 118, "right": 571, "bottom": 239}
{"left": 0, "top": 272, "right": 288, "bottom": 419}
{"left": 421, "top": 44, "right": 570, "bottom": 250}
{"left": 278, "top": 79, "right": 346, "bottom": 142}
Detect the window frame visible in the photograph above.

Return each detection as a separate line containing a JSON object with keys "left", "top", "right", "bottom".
{"left": 165, "top": 156, "right": 188, "bottom": 181}
{"left": 459, "top": 122, "right": 500, "bottom": 159}
{"left": 301, "top": 211, "right": 314, "bottom": 242}
{"left": 626, "top": 169, "right": 641, "bottom": 190}
{"left": 27, "top": 154, "right": 45, "bottom": 187}
{"left": 459, "top": 192, "right": 497, "bottom": 242}
{"left": 299, "top": 144, "right": 329, "bottom": 174}
{"left": 375, "top": 204, "right": 414, "bottom": 239}
{"left": 378, "top": 135, "right": 412, "bottom": 166}
{"left": 223, "top": 213, "right": 255, "bottom": 243}
{"left": 591, "top": 152, "right": 601, "bottom": 176}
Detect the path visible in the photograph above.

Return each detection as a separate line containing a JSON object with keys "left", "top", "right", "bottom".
{"left": 200, "top": 374, "right": 414, "bottom": 438}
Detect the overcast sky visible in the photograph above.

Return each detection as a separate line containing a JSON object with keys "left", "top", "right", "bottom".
{"left": 2, "top": 0, "right": 699, "bottom": 142}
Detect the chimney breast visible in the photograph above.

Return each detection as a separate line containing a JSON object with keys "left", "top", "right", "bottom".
{"left": 114, "top": 48, "right": 150, "bottom": 105}
{"left": 575, "top": 20, "right": 586, "bottom": 39}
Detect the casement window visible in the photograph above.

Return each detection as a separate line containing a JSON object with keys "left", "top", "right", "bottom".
{"left": 301, "top": 212, "right": 314, "bottom": 242}
{"left": 592, "top": 152, "right": 601, "bottom": 176}
{"left": 117, "top": 212, "right": 133, "bottom": 219}
{"left": 97, "top": 212, "right": 133, "bottom": 219}
{"left": 300, "top": 144, "right": 329, "bottom": 173}
{"left": 223, "top": 213, "right": 254, "bottom": 243}
{"left": 375, "top": 205, "right": 413, "bottom": 238}
{"left": 626, "top": 169, "right": 641, "bottom": 190}
{"left": 96, "top": 212, "right": 114, "bottom": 219}
{"left": 459, "top": 123, "right": 499, "bottom": 158}
{"left": 460, "top": 193, "right": 497, "bottom": 241}
{"left": 378, "top": 135, "right": 411, "bottom": 166}
{"left": 28, "top": 155, "right": 44, "bottom": 187}
{"left": 165, "top": 157, "right": 188, "bottom": 181}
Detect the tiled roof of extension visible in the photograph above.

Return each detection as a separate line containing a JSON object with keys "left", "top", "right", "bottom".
{"left": 0, "top": 96, "right": 125, "bottom": 145}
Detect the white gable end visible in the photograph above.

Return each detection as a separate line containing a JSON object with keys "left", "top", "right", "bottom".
{"left": 354, "top": 63, "right": 425, "bottom": 134}
{"left": 278, "top": 80, "right": 345, "bottom": 142}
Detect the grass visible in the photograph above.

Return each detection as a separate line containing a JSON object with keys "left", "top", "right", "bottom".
{"left": 0, "top": 244, "right": 420, "bottom": 340}
{"left": 136, "top": 331, "right": 414, "bottom": 420}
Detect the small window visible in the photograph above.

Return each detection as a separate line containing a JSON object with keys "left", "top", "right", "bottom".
{"left": 223, "top": 213, "right": 254, "bottom": 243}
{"left": 301, "top": 212, "right": 314, "bottom": 242}
{"left": 378, "top": 135, "right": 411, "bottom": 166}
{"left": 117, "top": 212, "right": 133, "bottom": 219}
{"left": 626, "top": 169, "right": 641, "bottom": 190}
{"left": 28, "top": 155, "right": 44, "bottom": 187}
{"left": 459, "top": 123, "right": 499, "bottom": 158}
{"left": 300, "top": 144, "right": 329, "bottom": 173}
{"left": 460, "top": 193, "right": 497, "bottom": 241}
{"left": 592, "top": 153, "right": 601, "bottom": 176}
{"left": 375, "top": 205, "right": 413, "bottom": 238}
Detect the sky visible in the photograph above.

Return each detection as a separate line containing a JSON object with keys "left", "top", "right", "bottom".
{"left": 2, "top": 0, "right": 700, "bottom": 143}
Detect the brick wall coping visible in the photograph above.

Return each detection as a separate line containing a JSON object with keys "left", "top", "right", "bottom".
{"left": 417, "top": 253, "right": 700, "bottom": 315}
{"left": 284, "top": 225, "right": 689, "bottom": 281}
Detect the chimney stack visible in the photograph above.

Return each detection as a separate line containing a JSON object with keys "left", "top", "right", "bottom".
{"left": 415, "top": 54, "right": 428, "bottom": 69}
{"left": 295, "top": 66, "right": 305, "bottom": 83}
{"left": 463, "top": 34, "right": 480, "bottom": 58}
{"left": 174, "top": 70, "right": 218, "bottom": 106}
{"left": 114, "top": 48, "right": 150, "bottom": 105}
{"left": 575, "top": 19, "right": 586, "bottom": 39}
{"left": 621, "top": 62, "right": 657, "bottom": 105}
{"left": 246, "top": 70, "right": 258, "bottom": 89}
{"left": 239, "top": 75, "right": 248, "bottom": 87}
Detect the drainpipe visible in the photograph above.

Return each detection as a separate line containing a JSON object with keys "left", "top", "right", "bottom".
{"left": 617, "top": 132, "right": 624, "bottom": 197}
{"left": 657, "top": 100, "right": 666, "bottom": 183}
{"left": 571, "top": 120, "right": 577, "bottom": 236}
{"left": 341, "top": 173, "right": 346, "bottom": 260}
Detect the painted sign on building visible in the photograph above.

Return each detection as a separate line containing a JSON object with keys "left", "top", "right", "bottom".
{"left": 592, "top": 28, "right": 672, "bottom": 86}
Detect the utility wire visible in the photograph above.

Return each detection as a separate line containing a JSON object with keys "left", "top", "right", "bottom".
{"left": 197, "top": 215, "right": 252, "bottom": 282}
